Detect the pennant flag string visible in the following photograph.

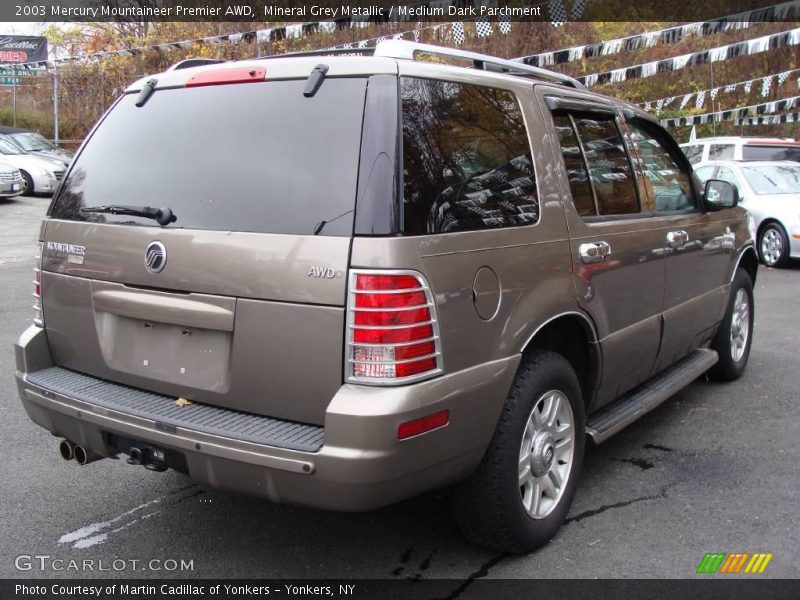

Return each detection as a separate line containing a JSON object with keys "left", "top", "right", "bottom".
{"left": 735, "top": 111, "right": 800, "bottom": 125}
{"left": 516, "top": 0, "right": 800, "bottom": 67}
{"left": 660, "top": 95, "right": 800, "bottom": 127}
{"left": 639, "top": 68, "right": 800, "bottom": 111}
{"left": 579, "top": 27, "right": 800, "bottom": 87}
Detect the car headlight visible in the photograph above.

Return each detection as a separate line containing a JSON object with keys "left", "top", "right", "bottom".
{"left": 747, "top": 213, "right": 756, "bottom": 239}
{"left": 38, "top": 168, "right": 54, "bottom": 178}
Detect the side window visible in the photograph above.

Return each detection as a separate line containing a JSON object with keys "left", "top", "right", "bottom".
{"left": 694, "top": 165, "right": 717, "bottom": 182}
{"left": 715, "top": 166, "right": 740, "bottom": 190}
{"left": 709, "top": 144, "right": 735, "bottom": 160}
{"left": 552, "top": 114, "right": 595, "bottom": 216}
{"left": 682, "top": 145, "right": 703, "bottom": 164}
{"left": 571, "top": 114, "right": 640, "bottom": 215}
{"left": 400, "top": 78, "right": 538, "bottom": 235}
{"left": 628, "top": 120, "right": 696, "bottom": 212}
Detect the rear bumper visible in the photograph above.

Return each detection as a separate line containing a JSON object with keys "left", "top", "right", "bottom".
{"left": 15, "top": 325, "right": 518, "bottom": 511}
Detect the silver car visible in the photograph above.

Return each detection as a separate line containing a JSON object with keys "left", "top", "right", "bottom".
{"left": 0, "top": 160, "right": 24, "bottom": 198}
{"left": 0, "top": 137, "right": 65, "bottom": 195}
{"left": 695, "top": 160, "right": 800, "bottom": 267}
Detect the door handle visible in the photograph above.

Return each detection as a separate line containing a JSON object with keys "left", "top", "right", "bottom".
{"left": 666, "top": 230, "right": 689, "bottom": 248}
{"left": 579, "top": 241, "right": 612, "bottom": 264}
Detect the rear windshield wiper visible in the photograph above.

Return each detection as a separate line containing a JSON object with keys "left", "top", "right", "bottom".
{"left": 80, "top": 205, "right": 177, "bottom": 226}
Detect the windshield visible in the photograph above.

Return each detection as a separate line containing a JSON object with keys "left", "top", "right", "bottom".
{"left": 741, "top": 165, "right": 800, "bottom": 195}
{"left": 0, "top": 138, "right": 23, "bottom": 155}
{"left": 51, "top": 78, "right": 366, "bottom": 235}
{"left": 11, "top": 132, "right": 54, "bottom": 152}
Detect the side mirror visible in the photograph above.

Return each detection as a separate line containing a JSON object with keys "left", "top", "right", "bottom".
{"left": 704, "top": 179, "right": 739, "bottom": 211}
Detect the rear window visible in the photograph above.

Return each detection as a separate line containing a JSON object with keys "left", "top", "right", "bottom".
{"left": 742, "top": 144, "right": 800, "bottom": 162}
{"left": 400, "top": 77, "right": 538, "bottom": 235}
{"left": 51, "top": 79, "right": 367, "bottom": 236}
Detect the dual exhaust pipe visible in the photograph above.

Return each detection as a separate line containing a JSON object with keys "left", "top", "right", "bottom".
{"left": 59, "top": 439, "right": 166, "bottom": 471}
{"left": 58, "top": 439, "right": 104, "bottom": 466}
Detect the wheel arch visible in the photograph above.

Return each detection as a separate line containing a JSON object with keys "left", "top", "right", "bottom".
{"left": 18, "top": 169, "right": 33, "bottom": 193}
{"left": 732, "top": 245, "right": 759, "bottom": 285}
{"left": 756, "top": 217, "right": 787, "bottom": 240}
{"left": 520, "top": 312, "right": 601, "bottom": 410}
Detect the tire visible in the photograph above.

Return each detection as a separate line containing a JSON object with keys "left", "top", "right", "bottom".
{"left": 450, "top": 350, "right": 585, "bottom": 554}
{"left": 708, "top": 269, "right": 754, "bottom": 381}
{"left": 19, "top": 170, "right": 34, "bottom": 195}
{"left": 758, "top": 223, "right": 789, "bottom": 268}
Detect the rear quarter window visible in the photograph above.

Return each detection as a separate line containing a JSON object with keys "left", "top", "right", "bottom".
{"left": 708, "top": 144, "right": 735, "bottom": 160}
{"left": 400, "top": 78, "right": 538, "bottom": 235}
{"left": 681, "top": 145, "right": 703, "bottom": 164}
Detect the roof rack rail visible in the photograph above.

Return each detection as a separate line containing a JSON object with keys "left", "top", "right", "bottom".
{"left": 168, "top": 58, "right": 224, "bottom": 71}
{"left": 374, "top": 40, "right": 585, "bottom": 89}
{"left": 256, "top": 48, "right": 376, "bottom": 60}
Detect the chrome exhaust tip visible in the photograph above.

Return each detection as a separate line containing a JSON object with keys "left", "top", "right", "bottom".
{"left": 59, "top": 439, "right": 76, "bottom": 461}
{"left": 73, "top": 445, "right": 104, "bottom": 466}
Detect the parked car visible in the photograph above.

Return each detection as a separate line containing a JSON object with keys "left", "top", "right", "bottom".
{"left": 0, "top": 160, "right": 24, "bottom": 198}
{"left": 0, "top": 137, "right": 65, "bottom": 195}
{"left": 14, "top": 42, "right": 757, "bottom": 554}
{"left": 0, "top": 125, "right": 73, "bottom": 167}
{"left": 695, "top": 160, "right": 800, "bottom": 267}
{"left": 680, "top": 136, "right": 800, "bottom": 165}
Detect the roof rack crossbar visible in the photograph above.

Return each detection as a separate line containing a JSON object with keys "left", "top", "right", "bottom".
{"left": 374, "top": 41, "right": 585, "bottom": 89}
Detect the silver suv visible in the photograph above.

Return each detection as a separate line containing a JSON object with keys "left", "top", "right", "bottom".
{"left": 14, "top": 42, "right": 757, "bottom": 553}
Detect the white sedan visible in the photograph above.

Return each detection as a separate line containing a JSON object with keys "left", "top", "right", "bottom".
{"left": 695, "top": 160, "right": 800, "bottom": 267}
{"left": 0, "top": 137, "right": 65, "bottom": 196}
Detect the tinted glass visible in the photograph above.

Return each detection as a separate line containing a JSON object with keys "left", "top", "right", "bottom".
{"left": 573, "top": 115, "right": 639, "bottom": 215}
{"left": 682, "top": 145, "right": 703, "bottom": 164}
{"left": 741, "top": 145, "right": 800, "bottom": 162}
{"left": 629, "top": 121, "right": 695, "bottom": 211}
{"left": 709, "top": 144, "right": 735, "bottom": 160}
{"left": 51, "top": 79, "right": 367, "bottom": 236}
{"left": 552, "top": 114, "right": 595, "bottom": 216}
{"left": 401, "top": 78, "right": 538, "bottom": 234}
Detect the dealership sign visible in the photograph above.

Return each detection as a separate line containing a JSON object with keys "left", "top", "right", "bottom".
{"left": 0, "top": 36, "right": 48, "bottom": 64}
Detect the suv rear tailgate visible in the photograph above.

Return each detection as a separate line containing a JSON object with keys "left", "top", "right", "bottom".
{"left": 40, "top": 75, "right": 370, "bottom": 426}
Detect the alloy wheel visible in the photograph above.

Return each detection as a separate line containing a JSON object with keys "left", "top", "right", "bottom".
{"left": 518, "top": 390, "right": 574, "bottom": 519}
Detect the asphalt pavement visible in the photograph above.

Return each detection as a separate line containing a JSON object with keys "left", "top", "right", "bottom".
{"left": 1, "top": 194, "right": 797, "bottom": 584}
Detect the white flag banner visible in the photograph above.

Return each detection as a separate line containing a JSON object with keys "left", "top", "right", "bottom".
{"left": 451, "top": 22, "right": 465, "bottom": 45}
{"left": 548, "top": 0, "right": 567, "bottom": 27}
{"left": 475, "top": 19, "right": 492, "bottom": 38}
{"left": 695, "top": 91, "right": 706, "bottom": 109}
{"left": 517, "top": 1, "right": 800, "bottom": 68}
{"left": 762, "top": 75, "right": 774, "bottom": 96}
{"left": 577, "top": 27, "right": 800, "bottom": 87}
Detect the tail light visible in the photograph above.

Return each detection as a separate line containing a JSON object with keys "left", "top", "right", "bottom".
{"left": 33, "top": 242, "right": 43, "bottom": 326}
{"left": 346, "top": 269, "right": 442, "bottom": 385}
